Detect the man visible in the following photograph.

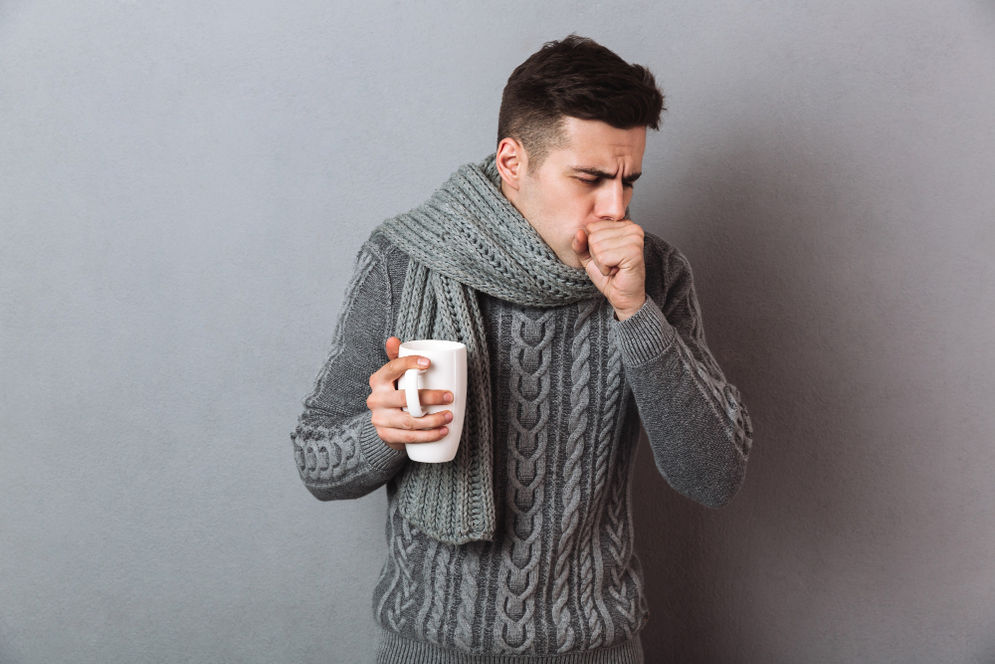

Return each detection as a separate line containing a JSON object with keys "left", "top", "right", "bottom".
{"left": 292, "top": 35, "right": 752, "bottom": 662}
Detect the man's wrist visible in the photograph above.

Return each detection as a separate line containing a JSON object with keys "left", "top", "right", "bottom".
{"left": 613, "top": 295, "right": 647, "bottom": 321}
{"left": 613, "top": 297, "right": 677, "bottom": 367}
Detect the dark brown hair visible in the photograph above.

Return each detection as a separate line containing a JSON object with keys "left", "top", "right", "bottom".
{"left": 497, "top": 35, "right": 665, "bottom": 167}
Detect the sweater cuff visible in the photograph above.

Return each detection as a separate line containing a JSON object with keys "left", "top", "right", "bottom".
{"left": 613, "top": 297, "right": 677, "bottom": 367}
{"left": 357, "top": 414, "right": 408, "bottom": 472}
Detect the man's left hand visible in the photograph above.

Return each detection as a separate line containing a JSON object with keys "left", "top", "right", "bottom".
{"left": 572, "top": 219, "right": 647, "bottom": 321}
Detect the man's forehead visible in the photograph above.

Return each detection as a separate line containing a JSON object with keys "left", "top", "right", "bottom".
{"left": 549, "top": 140, "right": 645, "bottom": 174}
{"left": 549, "top": 119, "right": 646, "bottom": 163}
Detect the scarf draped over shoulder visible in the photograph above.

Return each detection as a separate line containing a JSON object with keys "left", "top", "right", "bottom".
{"left": 375, "top": 155, "right": 599, "bottom": 544}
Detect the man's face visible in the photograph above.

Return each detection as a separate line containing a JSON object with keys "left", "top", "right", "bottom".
{"left": 502, "top": 116, "right": 647, "bottom": 268}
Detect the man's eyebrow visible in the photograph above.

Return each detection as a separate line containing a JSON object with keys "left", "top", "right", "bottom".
{"left": 570, "top": 166, "right": 642, "bottom": 184}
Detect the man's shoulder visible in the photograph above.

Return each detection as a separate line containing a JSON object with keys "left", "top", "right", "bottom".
{"left": 643, "top": 230, "right": 675, "bottom": 256}
{"left": 643, "top": 231, "right": 693, "bottom": 279}
{"left": 358, "top": 227, "right": 413, "bottom": 269}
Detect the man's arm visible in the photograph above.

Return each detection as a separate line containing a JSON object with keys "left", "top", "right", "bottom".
{"left": 291, "top": 241, "right": 410, "bottom": 500}
{"left": 614, "top": 242, "right": 753, "bottom": 507}
{"left": 576, "top": 221, "right": 751, "bottom": 506}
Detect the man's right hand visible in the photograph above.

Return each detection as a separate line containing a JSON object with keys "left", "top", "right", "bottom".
{"left": 367, "top": 336, "right": 454, "bottom": 451}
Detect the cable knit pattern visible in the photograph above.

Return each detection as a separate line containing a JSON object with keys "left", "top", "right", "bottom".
{"left": 386, "top": 517, "right": 420, "bottom": 632}
{"left": 454, "top": 544, "right": 482, "bottom": 650}
{"left": 413, "top": 537, "right": 440, "bottom": 641}
{"left": 375, "top": 496, "right": 404, "bottom": 626}
{"left": 291, "top": 155, "right": 753, "bottom": 662}
{"left": 572, "top": 315, "right": 626, "bottom": 649}
{"left": 551, "top": 300, "right": 596, "bottom": 653}
{"left": 292, "top": 418, "right": 364, "bottom": 487}
{"left": 423, "top": 540, "right": 452, "bottom": 643}
{"left": 605, "top": 435, "right": 640, "bottom": 637}
{"left": 494, "top": 309, "right": 555, "bottom": 654}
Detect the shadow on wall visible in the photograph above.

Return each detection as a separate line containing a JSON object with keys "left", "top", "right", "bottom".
{"left": 631, "top": 132, "right": 917, "bottom": 662}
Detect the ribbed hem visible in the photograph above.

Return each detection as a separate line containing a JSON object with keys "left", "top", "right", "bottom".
{"left": 612, "top": 297, "right": 676, "bottom": 367}
{"left": 375, "top": 628, "right": 644, "bottom": 664}
{"left": 357, "top": 415, "right": 408, "bottom": 472}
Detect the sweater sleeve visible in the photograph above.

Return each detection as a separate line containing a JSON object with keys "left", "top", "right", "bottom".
{"left": 290, "top": 241, "right": 409, "bottom": 501}
{"left": 612, "top": 243, "right": 753, "bottom": 507}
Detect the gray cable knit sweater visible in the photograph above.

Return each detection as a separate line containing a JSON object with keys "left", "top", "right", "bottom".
{"left": 292, "top": 215, "right": 752, "bottom": 662}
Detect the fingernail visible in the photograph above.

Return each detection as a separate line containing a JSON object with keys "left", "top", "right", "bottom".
{"left": 445, "top": 392, "right": 454, "bottom": 403}
{"left": 417, "top": 358, "right": 429, "bottom": 367}
{"left": 440, "top": 427, "right": 449, "bottom": 435}
{"left": 444, "top": 412, "right": 453, "bottom": 423}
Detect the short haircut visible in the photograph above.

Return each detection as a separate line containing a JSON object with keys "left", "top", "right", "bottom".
{"left": 497, "top": 35, "right": 665, "bottom": 168}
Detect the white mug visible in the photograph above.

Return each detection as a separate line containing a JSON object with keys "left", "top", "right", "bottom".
{"left": 397, "top": 339, "right": 467, "bottom": 463}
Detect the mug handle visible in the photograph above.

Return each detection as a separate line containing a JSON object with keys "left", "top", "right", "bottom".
{"left": 398, "top": 368, "right": 425, "bottom": 418}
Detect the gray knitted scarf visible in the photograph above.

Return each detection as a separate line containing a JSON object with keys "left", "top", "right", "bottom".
{"left": 375, "top": 155, "right": 600, "bottom": 544}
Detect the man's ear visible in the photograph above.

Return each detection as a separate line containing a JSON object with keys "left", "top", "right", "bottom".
{"left": 495, "top": 137, "right": 527, "bottom": 192}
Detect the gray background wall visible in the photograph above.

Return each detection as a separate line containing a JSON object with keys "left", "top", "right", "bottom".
{"left": 2, "top": 1, "right": 993, "bottom": 662}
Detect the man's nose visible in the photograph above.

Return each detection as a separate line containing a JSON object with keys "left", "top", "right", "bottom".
{"left": 596, "top": 181, "right": 626, "bottom": 221}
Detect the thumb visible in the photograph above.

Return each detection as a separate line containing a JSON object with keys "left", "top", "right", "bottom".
{"left": 573, "top": 230, "right": 612, "bottom": 290}
{"left": 385, "top": 336, "right": 401, "bottom": 360}
{"left": 572, "top": 229, "right": 592, "bottom": 267}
